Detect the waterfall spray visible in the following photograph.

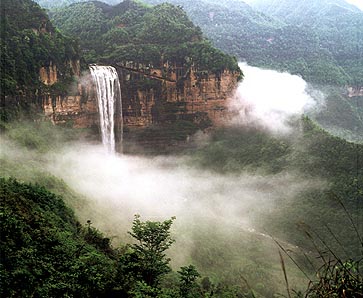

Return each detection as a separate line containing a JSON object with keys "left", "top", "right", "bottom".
{"left": 89, "top": 65, "right": 123, "bottom": 153}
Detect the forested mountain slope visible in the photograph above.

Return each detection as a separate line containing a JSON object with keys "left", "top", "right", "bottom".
{"left": 250, "top": 0, "right": 363, "bottom": 86}
{"left": 251, "top": 0, "right": 360, "bottom": 24}
{"left": 143, "top": 0, "right": 362, "bottom": 86}
{"left": 50, "top": 0, "right": 240, "bottom": 74}
{"left": 35, "top": 0, "right": 121, "bottom": 8}
{"left": 1, "top": 115, "right": 362, "bottom": 297}
{"left": 0, "top": 178, "right": 118, "bottom": 297}
{"left": 1, "top": 0, "right": 362, "bottom": 295}
{"left": 0, "top": 0, "right": 80, "bottom": 99}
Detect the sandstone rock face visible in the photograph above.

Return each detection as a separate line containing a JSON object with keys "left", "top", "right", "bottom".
{"left": 43, "top": 82, "right": 98, "bottom": 128}
{"left": 39, "top": 62, "right": 58, "bottom": 86}
{"left": 70, "top": 60, "right": 81, "bottom": 77}
{"left": 39, "top": 60, "right": 80, "bottom": 86}
{"left": 43, "top": 63, "right": 240, "bottom": 131}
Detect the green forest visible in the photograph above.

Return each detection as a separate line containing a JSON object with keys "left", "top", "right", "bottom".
{"left": 50, "top": 0, "right": 240, "bottom": 75}
{"left": 143, "top": 0, "right": 363, "bottom": 86}
{"left": 0, "top": 0, "right": 80, "bottom": 98}
{"left": 1, "top": 0, "right": 363, "bottom": 296}
{"left": 1, "top": 112, "right": 362, "bottom": 297}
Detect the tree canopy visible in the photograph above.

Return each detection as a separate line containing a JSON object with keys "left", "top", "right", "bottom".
{"left": 0, "top": 0, "right": 80, "bottom": 98}
{"left": 50, "top": 0, "right": 241, "bottom": 75}
{"left": 143, "top": 0, "right": 363, "bottom": 86}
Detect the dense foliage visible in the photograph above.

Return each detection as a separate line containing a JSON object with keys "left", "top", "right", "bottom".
{"left": 0, "top": 177, "right": 117, "bottom": 297}
{"left": 250, "top": 0, "right": 363, "bottom": 86}
{"left": 0, "top": 0, "right": 80, "bottom": 98}
{"left": 1, "top": 117, "right": 362, "bottom": 296}
{"left": 35, "top": 0, "right": 121, "bottom": 9}
{"left": 191, "top": 117, "right": 363, "bottom": 257}
{"left": 0, "top": 177, "right": 253, "bottom": 297}
{"left": 50, "top": 0, "right": 241, "bottom": 74}
{"left": 144, "top": 0, "right": 362, "bottom": 86}
{"left": 2, "top": 0, "right": 362, "bottom": 296}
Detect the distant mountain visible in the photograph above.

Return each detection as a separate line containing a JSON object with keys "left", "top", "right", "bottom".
{"left": 250, "top": 0, "right": 363, "bottom": 86}
{"left": 35, "top": 0, "right": 121, "bottom": 9}
{"left": 50, "top": 0, "right": 241, "bottom": 74}
{"left": 143, "top": 0, "right": 361, "bottom": 85}
{"left": 250, "top": 0, "right": 361, "bottom": 24}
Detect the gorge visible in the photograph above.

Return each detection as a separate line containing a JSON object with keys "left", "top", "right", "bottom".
{"left": 1, "top": 0, "right": 362, "bottom": 297}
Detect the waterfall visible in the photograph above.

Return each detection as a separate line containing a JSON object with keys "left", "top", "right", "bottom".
{"left": 89, "top": 65, "right": 123, "bottom": 153}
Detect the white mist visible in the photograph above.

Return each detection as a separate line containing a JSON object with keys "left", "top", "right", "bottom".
{"left": 232, "top": 63, "right": 316, "bottom": 133}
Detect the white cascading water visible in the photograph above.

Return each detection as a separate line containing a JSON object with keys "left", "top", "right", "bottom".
{"left": 89, "top": 65, "right": 123, "bottom": 154}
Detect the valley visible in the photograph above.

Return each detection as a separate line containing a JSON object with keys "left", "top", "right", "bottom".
{"left": 1, "top": 0, "right": 362, "bottom": 297}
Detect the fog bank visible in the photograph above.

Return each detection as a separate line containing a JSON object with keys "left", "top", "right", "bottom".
{"left": 47, "top": 144, "right": 322, "bottom": 247}
{"left": 232, "top": 63, "right": 316, "bottom": 133}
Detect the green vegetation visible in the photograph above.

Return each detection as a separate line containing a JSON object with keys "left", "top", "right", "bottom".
{"left": 1, "top": 175, "right": 361, "bottom": 296}
{"left": 0, "top": 0, "right": 80, "bottom": 98}
{"left": 191, "top": 127, "right": 291, "bottom": 174}
{"left": 0, "top": 104, "right": 86, "bottom": 152}
{"left": 1, "top": 177, "right": 255, "bottom": 297}
{"left": 191, "top": 117, "right": 363, "bottom": 258}
{"left": 143, "top": 0, "right": 362, "bottom": 85}
{"left": 0, "top": 177, "right": 117, "bottom": 297}
{"left": 2, "top": 0, "right": 362, "bottom": 296}
{"left": 50, "top": 0, "right": 241, "bottom": 75}
{"left": 127, "top": 214, "right": 175, "bottom": 287}
{"left": 1, "top": 111, "right": 362, "bottom": 296}
{"left": 308, "top": 90, "right": 363, "bottom": 144}
{"left": 305, "top": 258, "right": 363, "bottom": 297}
{"left": 250, "top": 0, "right": 363, "bottom": 86}
{"left": 35, "top": 0, "right": 121, "bottom": 9}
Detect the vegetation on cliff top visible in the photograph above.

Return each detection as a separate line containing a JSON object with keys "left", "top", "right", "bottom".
{"left": 50, "top": 0, "right": 241, "bottom": 75}
{"left": 0, "top": 0, "right": 80, "bottom": 98}
{"left": 35, "top": 0, "right": 120, "bottom": 8}
{"left": 143, "top": 0, "right": 363, "bottom": 86}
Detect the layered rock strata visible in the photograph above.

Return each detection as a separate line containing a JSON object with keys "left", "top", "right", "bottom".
{"left": 43, "top": 63, "right": 240, "bottom": 130}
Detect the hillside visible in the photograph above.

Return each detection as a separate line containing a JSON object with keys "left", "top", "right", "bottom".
{"left": 1, "top": 177, "right": 218, "bottom": 297}
{"left": 1, "top": 0, "right": 362, "bottom": 295}
{"left": 308, "top": 89, "right": 363, "bottom": 143}
{"left": 50, "top": 0, "right": 241, "bottom": 75}
{"left": 0, "top": 177, "right": 119, "bottom": 297}
{"left": 35, "top": 0, "right": 121, "bottom": 9}
{"left": 250, "top": 0, "right": 360, "bottom": 23}
{"left": 250, "top": 0, "right": 363, "bottom": 86}
{"left": 190, "top": 117, "right": 363, "bottom": 256}
{"left": 2, "top": 0, "right": 242, "bottom": 141}
{"left": 0, "top": 0, "right": 80, "bottom": 99}
{"left": 45, "top": 0, "right": 242, "bottom": 140}
{"left": 143, "top": 0, "right": 362, "bottom": 86}
{"left": 1, "top": 115, "right": 362, "bottom": 297}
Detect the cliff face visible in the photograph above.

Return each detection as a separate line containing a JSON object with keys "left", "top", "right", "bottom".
{"left": 43, "top": 82, "right": 98, "bottom": 128}
{"left": 348, "top": 86, "right": 363, "bottom": 97}
{"left": 1, "top": 0, "right": 81, "bottom": 100}
{"left": 43, "top": 63, "right": 240, "bottom": 131}
{"left": 39, "top": 62, "right": 58, "bottom": 86}
{"left": 40, "top": 59, "right": 100, "bottom": 128}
